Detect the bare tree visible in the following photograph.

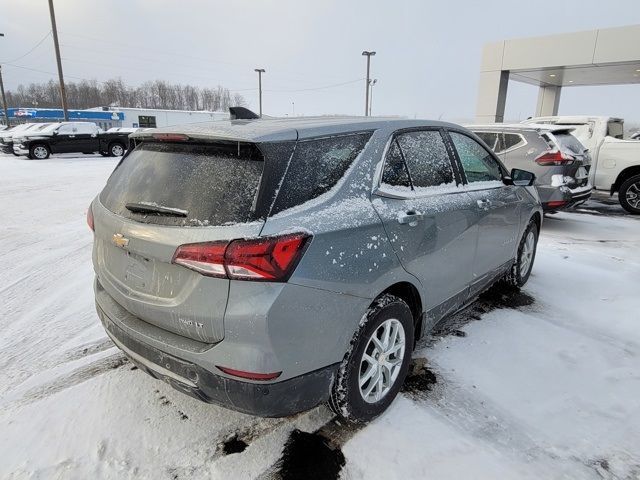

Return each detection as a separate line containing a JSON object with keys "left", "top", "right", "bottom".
{"left": 5, "top": 78, "right": 245, "bottom": 112}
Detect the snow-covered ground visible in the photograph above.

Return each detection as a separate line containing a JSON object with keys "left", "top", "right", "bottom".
{"left": 1, "top": 153, "right": 639, "bottom": 479}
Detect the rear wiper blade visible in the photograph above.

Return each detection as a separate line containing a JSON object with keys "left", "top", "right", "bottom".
{"left": 125, "top": 202, "right": 188, "bottom": 217}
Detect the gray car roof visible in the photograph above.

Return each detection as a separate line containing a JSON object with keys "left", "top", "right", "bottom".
{"left": 466, "top": 123, "right": 575, "bottom": 133}
{"left": 130, "top": 116, "right": 464, "bottom": 143}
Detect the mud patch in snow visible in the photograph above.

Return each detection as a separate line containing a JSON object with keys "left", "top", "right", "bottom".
{"left": 401, "top": 357, "right": 437, "bottom": 397}
{"left": 431, "top": 284, "right": 535, "bottom": 340}
{"left": 221, "top": 435, "right": 248, "bottom": 455}
{"left": 274, "top": 429, "right": 345, "bottom": 480}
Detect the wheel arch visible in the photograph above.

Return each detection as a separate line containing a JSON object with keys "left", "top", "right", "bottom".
{"left": 612, "top": 166, "right": 640, "bottom": 193}
{"left": 374, "top": 281, "right": 424, "bottom": 343}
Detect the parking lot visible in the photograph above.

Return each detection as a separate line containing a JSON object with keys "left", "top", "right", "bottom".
{"left": 1, "top": 153, "right": 639, "bottom": 479}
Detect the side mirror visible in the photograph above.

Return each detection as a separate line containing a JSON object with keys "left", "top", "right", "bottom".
{"left": 52, "top": 130, "right": 58, "bottom": 136}
{"left": 507, "top": 168, "right": 536, "bottom": 187}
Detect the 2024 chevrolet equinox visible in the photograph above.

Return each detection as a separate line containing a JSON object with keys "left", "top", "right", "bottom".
{"left": 90, "top": 117, "right": 542, "bottom": 422}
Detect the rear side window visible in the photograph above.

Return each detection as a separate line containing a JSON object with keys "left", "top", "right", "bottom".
{"left": 381, "top": 130, "right": 454, "bottom": 192}
{"left": 100, "top": 142, "right": 264, "bottom": 226}
{"left": 475, "top": 132, "right": 498, "bottom": 150}
{"left": 396, "top": 130, "right": 454, "bottom": 188}
{"left": 503, "top": 133, "right": 525, "bottom": 151}
{"left": 270, "top": 132, "right": 371, "bottom": 215}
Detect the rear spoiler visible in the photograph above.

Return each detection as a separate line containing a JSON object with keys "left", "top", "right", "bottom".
{"left": 229, "top": 107, "right": 259, "bottom": 120}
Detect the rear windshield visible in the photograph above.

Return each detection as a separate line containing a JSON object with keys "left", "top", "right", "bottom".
{"left": 100, "top": 142, "right": 264, "bottom": 226}
{"left": 270, "top": 132, "right": 371, "bottom": 215}
{"left": 553, "top": 132, "right": 586, "bottom": 155}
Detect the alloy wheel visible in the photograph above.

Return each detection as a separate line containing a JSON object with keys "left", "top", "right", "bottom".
{"left": 111, "top": 144, "right": 124, "bottom": 156}
{"left": 359, "top": 318, "right": 406, "bottom": 403}
{"left": 625, "top": 182, "right": 640, "bottom": 210}
{"left": 33, "top": 146, "right": 48, "bottom": 159}
{"left": 520, "top": 231, "right": 535, "bottom": 277}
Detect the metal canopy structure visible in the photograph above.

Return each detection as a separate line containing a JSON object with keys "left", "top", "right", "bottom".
{"left": 476, "top": 24, "right": 640, "bottom": 123}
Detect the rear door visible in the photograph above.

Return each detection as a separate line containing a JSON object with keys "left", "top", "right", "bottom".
{"left": 72, "top": 122, "right": 100, "bottom": 152}
{"left": 94, "top": 141, "right": 267, "bottom": 343}
{"left": 447, "top": 130, "right": 522, "bottom": 295}
{"left": 372, "top": 129, "right": 478, "bottom": 319}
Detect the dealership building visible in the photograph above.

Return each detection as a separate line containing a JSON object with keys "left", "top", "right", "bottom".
{"left": 3, "top": 106, "right": 228, "bottom": 130}
{"left": 476, "top": 24, "right": 640, "bottom": 123}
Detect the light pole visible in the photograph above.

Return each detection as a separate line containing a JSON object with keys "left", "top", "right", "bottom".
{"left": 369, "top": 79, "right": 377, "bottom": 116}
{"left": 254, "top": 68, "right": 265, "bottom": 117}
{"left": 362, "top": 51, "right": 376, "bottom": 116}
{"left": 0, "top": 33, "right": 9, "bottom": 127}
{"left": 292, "top": 101, "right": 295, "bottom": 116}
{"left": 48, "top": 0, "right": 69, "bottom": 121}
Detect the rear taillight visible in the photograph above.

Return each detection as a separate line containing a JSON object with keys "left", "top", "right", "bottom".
{"left": 172, "top": 241, "right": 227, "bottom": 277}
{"left": 87, "top": 205, "right": 94, "bottom": 232}
{"left": 545, "top": 200, "right": 568, "bottom": 209}
{"left": 535, "top": 150, "right": 575, "bottom": 166}
{"left": 172, "top": 233, "right": 311, "bottom": 282}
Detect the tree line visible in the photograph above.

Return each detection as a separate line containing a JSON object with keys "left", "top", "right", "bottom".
{"left": 5, "top": 78, "right": 247, "bottom": 111}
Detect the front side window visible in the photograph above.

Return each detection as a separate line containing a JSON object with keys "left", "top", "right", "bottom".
{"left": 57, "top": 124, "right": 77, "bottom": 135}
{"left": 450, "top": 131, "right": 502, "bottom": 183}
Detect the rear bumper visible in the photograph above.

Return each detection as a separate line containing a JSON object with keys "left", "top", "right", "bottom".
{"left": 538, "top": 184, "right": 592, "bottom": 212}
{"left": 96, "top": 294, "right": 338, "bottom": 417}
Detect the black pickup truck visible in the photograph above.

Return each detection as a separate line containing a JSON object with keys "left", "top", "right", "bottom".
{"left": 12, "top": 122, "right": 131, "bottom": 159}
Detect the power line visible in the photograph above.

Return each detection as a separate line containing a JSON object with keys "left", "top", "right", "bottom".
{"left": 265, "top": 78, "right": 364, "bottom": 93}
{"left": 1, "top": 31, "right": 52, "bottom": 64}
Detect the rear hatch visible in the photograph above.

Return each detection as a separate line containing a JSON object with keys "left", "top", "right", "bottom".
{"left": 94, "top": 141, "right": 267, "bottom": 343}
{"left": 540, "top": 130, "right": 591, "bottom": 188}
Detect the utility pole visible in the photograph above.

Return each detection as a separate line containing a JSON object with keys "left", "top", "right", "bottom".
{"left": 362, "top": 51, "right": 376, "bottom": 116}
{"left": 0, "top": 33, "right": 9, "bottom": 127}
{"left": 254, "top": 68, "right": 265, "bottom": 117}
{"left": 369, "top": 79, "right": 377, "bottom": 116}
{"left": 48, "top": 0, "right": 69, "bottom": 121}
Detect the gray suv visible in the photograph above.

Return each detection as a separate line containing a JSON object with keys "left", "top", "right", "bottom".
{"left": 90, "top": 117, "right": 542, "bottom": 422}
{"left": 468, "top": 124, "right": 592, "bottom": 212}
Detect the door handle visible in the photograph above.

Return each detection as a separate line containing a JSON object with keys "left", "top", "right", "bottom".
{"left": 68, "top": 135, "right": 76, "bottom": 138}
{"left": 476, "top": 199, "right": 492, "bottom": 210}
{"left": 397, "top": 210, "right": 424, "bottom": 225}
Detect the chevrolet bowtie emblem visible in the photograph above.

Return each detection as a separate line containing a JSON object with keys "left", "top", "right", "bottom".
{"left": 111, "top": 233, "right": 130, "bottom": 248}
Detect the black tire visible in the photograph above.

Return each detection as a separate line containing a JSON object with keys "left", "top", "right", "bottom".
{"left": 619, "top": 174, "right": 640, "bottom": 215}
{"left": 329, "top": 294, "right": 414, "bottom": 423}
{"left": 109, "top": 142, "right": 125, "bottom": 157}
{"left": 504, "top": 219, "right": 539, "bottom": 288}
{"left": 29, "top": 144, "right": 50, "bottom": 160}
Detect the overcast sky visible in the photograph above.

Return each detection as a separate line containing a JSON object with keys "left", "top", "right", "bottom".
{"left": 1, "top": 0, "right": 639, "bottom": 123}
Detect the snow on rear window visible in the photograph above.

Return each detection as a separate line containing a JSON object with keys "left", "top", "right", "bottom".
{"left": 100, "top": 142, "right": 264, "bottom": 227}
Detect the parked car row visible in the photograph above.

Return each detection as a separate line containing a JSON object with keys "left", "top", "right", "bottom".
{"left": 0, "top": 121, "right": 132, "bottom": 159}
{"left": 468, "top": 124, "right": 592, "bottom": 213}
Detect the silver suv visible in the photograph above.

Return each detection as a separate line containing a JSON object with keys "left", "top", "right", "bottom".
{"left": 468, "top": 124, "right": 592, "bottom": 212}
{"left": 90, "top": 117, "right": 542, "bottom": 422}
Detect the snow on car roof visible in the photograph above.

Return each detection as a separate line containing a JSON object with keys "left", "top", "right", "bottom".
{"left": 131, "top": 116, "right": 464, "bottom": 143}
